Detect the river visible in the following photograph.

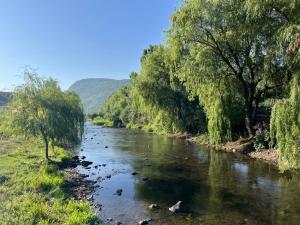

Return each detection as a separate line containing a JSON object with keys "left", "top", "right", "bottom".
{"left": 75, "top": 122, "right": 300, "bottom": 225}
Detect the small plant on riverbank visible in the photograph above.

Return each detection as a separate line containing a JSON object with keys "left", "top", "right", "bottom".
{"left": 92, "top": 117, "right": 113, "bottom": 127}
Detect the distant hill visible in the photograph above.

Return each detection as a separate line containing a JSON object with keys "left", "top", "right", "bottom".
{"left": 69, "top": 78, "right": 130, "bottom": 114}
{"left": 0, "top": 92, "right": 11, "bottom": 107}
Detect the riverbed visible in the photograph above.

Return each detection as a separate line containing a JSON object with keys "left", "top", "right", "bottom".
{"left": 75, "top": 123, "right": 300, "bottom": 225}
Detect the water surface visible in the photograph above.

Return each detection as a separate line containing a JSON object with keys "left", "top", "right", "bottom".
{"left": 76, "top": 123, "right": 300, "bottom": 225}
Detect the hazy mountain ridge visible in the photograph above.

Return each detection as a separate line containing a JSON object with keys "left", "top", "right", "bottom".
{"left": 69, "top": 78, "right": 130, "bottom": 114}
{"left": 0, "top": 92, "right": 11, "bottom": 107}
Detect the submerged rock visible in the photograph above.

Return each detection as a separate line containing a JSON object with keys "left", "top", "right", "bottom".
{"left": 169, "top": 201, "right": 184, "bottom": 213}
{"left": 142, "top": 176, "right": 149, "bottom": 181}
{"left": 105, "top": 146, "right": 108, "bottom": 148}
{"left": 114, "top": 189, "right": 123, "bottom": 196}
{"left": 131, "top": 172, "right": 138, "bottom": 175}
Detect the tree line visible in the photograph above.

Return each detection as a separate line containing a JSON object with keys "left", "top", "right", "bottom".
{"left": 98, "top": 0, "right": 300, "bottom": 170}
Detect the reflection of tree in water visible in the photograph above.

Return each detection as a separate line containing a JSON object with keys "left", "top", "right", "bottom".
{"left": 275, "top": 175, "right": 300, "bottom": 224}
{"left": 207, "top": 150, "right": 235, "bottom": 210}
{"left": 131, "top": 134, "right": 211, "bottom": 215}
{"left": 104, "top": 129, "right": 300, "bottom": 225}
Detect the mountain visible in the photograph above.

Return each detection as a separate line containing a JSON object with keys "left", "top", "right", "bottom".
{"left": 69, "top": 78, "right": 130, "bottom": 114}
{"left": 0, "top": 92, "right": 11, "bottom": 107}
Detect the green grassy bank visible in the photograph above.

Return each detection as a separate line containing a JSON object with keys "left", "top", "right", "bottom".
{"left": 0, "top": 138, "right": 100, "bottom": 225}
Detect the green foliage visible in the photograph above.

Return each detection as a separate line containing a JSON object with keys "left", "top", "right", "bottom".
{"left": 6, "top": 71, "right": 84, "bottom": 159}
{"left": 0, "top": 138, "right": 99, "bottom": 225}
{"left": 168, "top": 0, "right": 292, "bottom": 139}
{"left": 270, "top": 75, "right": 300, "bottom": 170}
{"left": 69, "top": 78, "right": 130, "bottom": 114}
{"left": 100, "top": 86, "right": 132, "bottom": 127}
{"left": 130, "top": 45, "right": 206, "bottom": 134}
{"left": 92, "top": 117, "right": 113, "bottom": 127}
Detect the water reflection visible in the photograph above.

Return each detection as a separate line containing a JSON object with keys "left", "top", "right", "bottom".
{"left": 76, "top": 124, "right": 300, "bottom": 225}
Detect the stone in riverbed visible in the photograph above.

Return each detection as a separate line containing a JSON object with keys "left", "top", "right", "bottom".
{"left": 105, "top": 146, "right": 108, "bottom": 148}
{"left": 131, "top": 172, "right": 138, "bottom": 175}
{"left": 142, "top": 176, "right": 149, "bottom": 181}
{"left": 138, "top": 218, "right": 152, "bottom": 225}
{"left": 169, "top": 201, "right": 184, "bottom": 213}
{"left": 149, "top": 204, "right": 159, "bottom": 209}
{"left": 114, "top": 189, "right": 123, "bottom": 196}
{"left": 81, "top": 160, "right": 93, "bottom": 167}
{"left": 81, "top": 156, "right": 86, "bottom": 160}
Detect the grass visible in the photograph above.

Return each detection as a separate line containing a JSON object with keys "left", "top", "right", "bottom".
{"left": 0, "top": 137, "right": 100, "bottom": 225}
{"left": 91, "top": 117, "right": 113, "bottom": 127}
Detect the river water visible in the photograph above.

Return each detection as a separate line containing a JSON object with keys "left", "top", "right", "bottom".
{"left": 75, "top": 123, "right": 300, "bottom": 225}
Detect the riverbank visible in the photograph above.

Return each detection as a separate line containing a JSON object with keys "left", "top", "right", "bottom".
{"left": 187, "top": 136, "right": 278, "bottom": 166}
{"left": 0, "top": 138, "right": 100, "bottom": 225}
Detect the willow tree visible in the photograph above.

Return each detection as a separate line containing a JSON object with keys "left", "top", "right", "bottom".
{"left": 270, "top": 75, "right": 300, "bottom": 170}
{"left": 8, "top": 72, "right": 84, "bottom": 160}
{"left": 131, "top": 45, "right": 206, "bottom": 134}
{"left": 101, "top": 86, "right": 131, "bottom": 127}
{"left": 168, "top": 0, "right": 291, "bottom": 138}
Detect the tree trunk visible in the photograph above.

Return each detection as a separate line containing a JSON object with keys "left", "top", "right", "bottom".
{"left": 44, "top": 136, "right": 49, "bottom": 160}
{"left": 245, "top": 99, "right": 255, "bottom": 138}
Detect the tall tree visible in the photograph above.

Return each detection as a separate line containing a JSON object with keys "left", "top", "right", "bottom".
{"left": 8, "top": 71, "right": 84, "bottom": 160}
{"left": 169, "top": 0, "right": 291, "bottom": 137}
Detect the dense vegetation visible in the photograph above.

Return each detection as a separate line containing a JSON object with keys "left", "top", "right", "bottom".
{"left": 98, "top": 0, "right": 300, "bottom": 170}
{"left": 69, "top": 78, "right": 130, "bottom": 114}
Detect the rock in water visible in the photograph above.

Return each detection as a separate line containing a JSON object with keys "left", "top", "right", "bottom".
{"left": 138, "top": 218, "right": 152, "bottom": 225}
{"left": 149, "top": 204, "right": 159, "bottom": 209}
{"left": 131, "top": 172, "right": 138, "bottom": 175}
{"left": 81, "top": 160, "right": 93, "bottom": 167}
{"left": 114, "top": 189, "right": 123, "bottom": 196}
{"left": 142, "top": 176, "right": 149, "bottom": 181}
{"left": 169, "top": 201, "right": 184, "bottom": 213}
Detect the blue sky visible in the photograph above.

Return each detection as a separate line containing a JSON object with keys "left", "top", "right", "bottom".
{"left": 0, "top": 0, "right": 178, "bottom": 90}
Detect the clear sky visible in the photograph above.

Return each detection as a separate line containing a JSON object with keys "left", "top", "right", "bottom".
{"left": 0, "top": 0, "right": 178, "bottom": 90}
